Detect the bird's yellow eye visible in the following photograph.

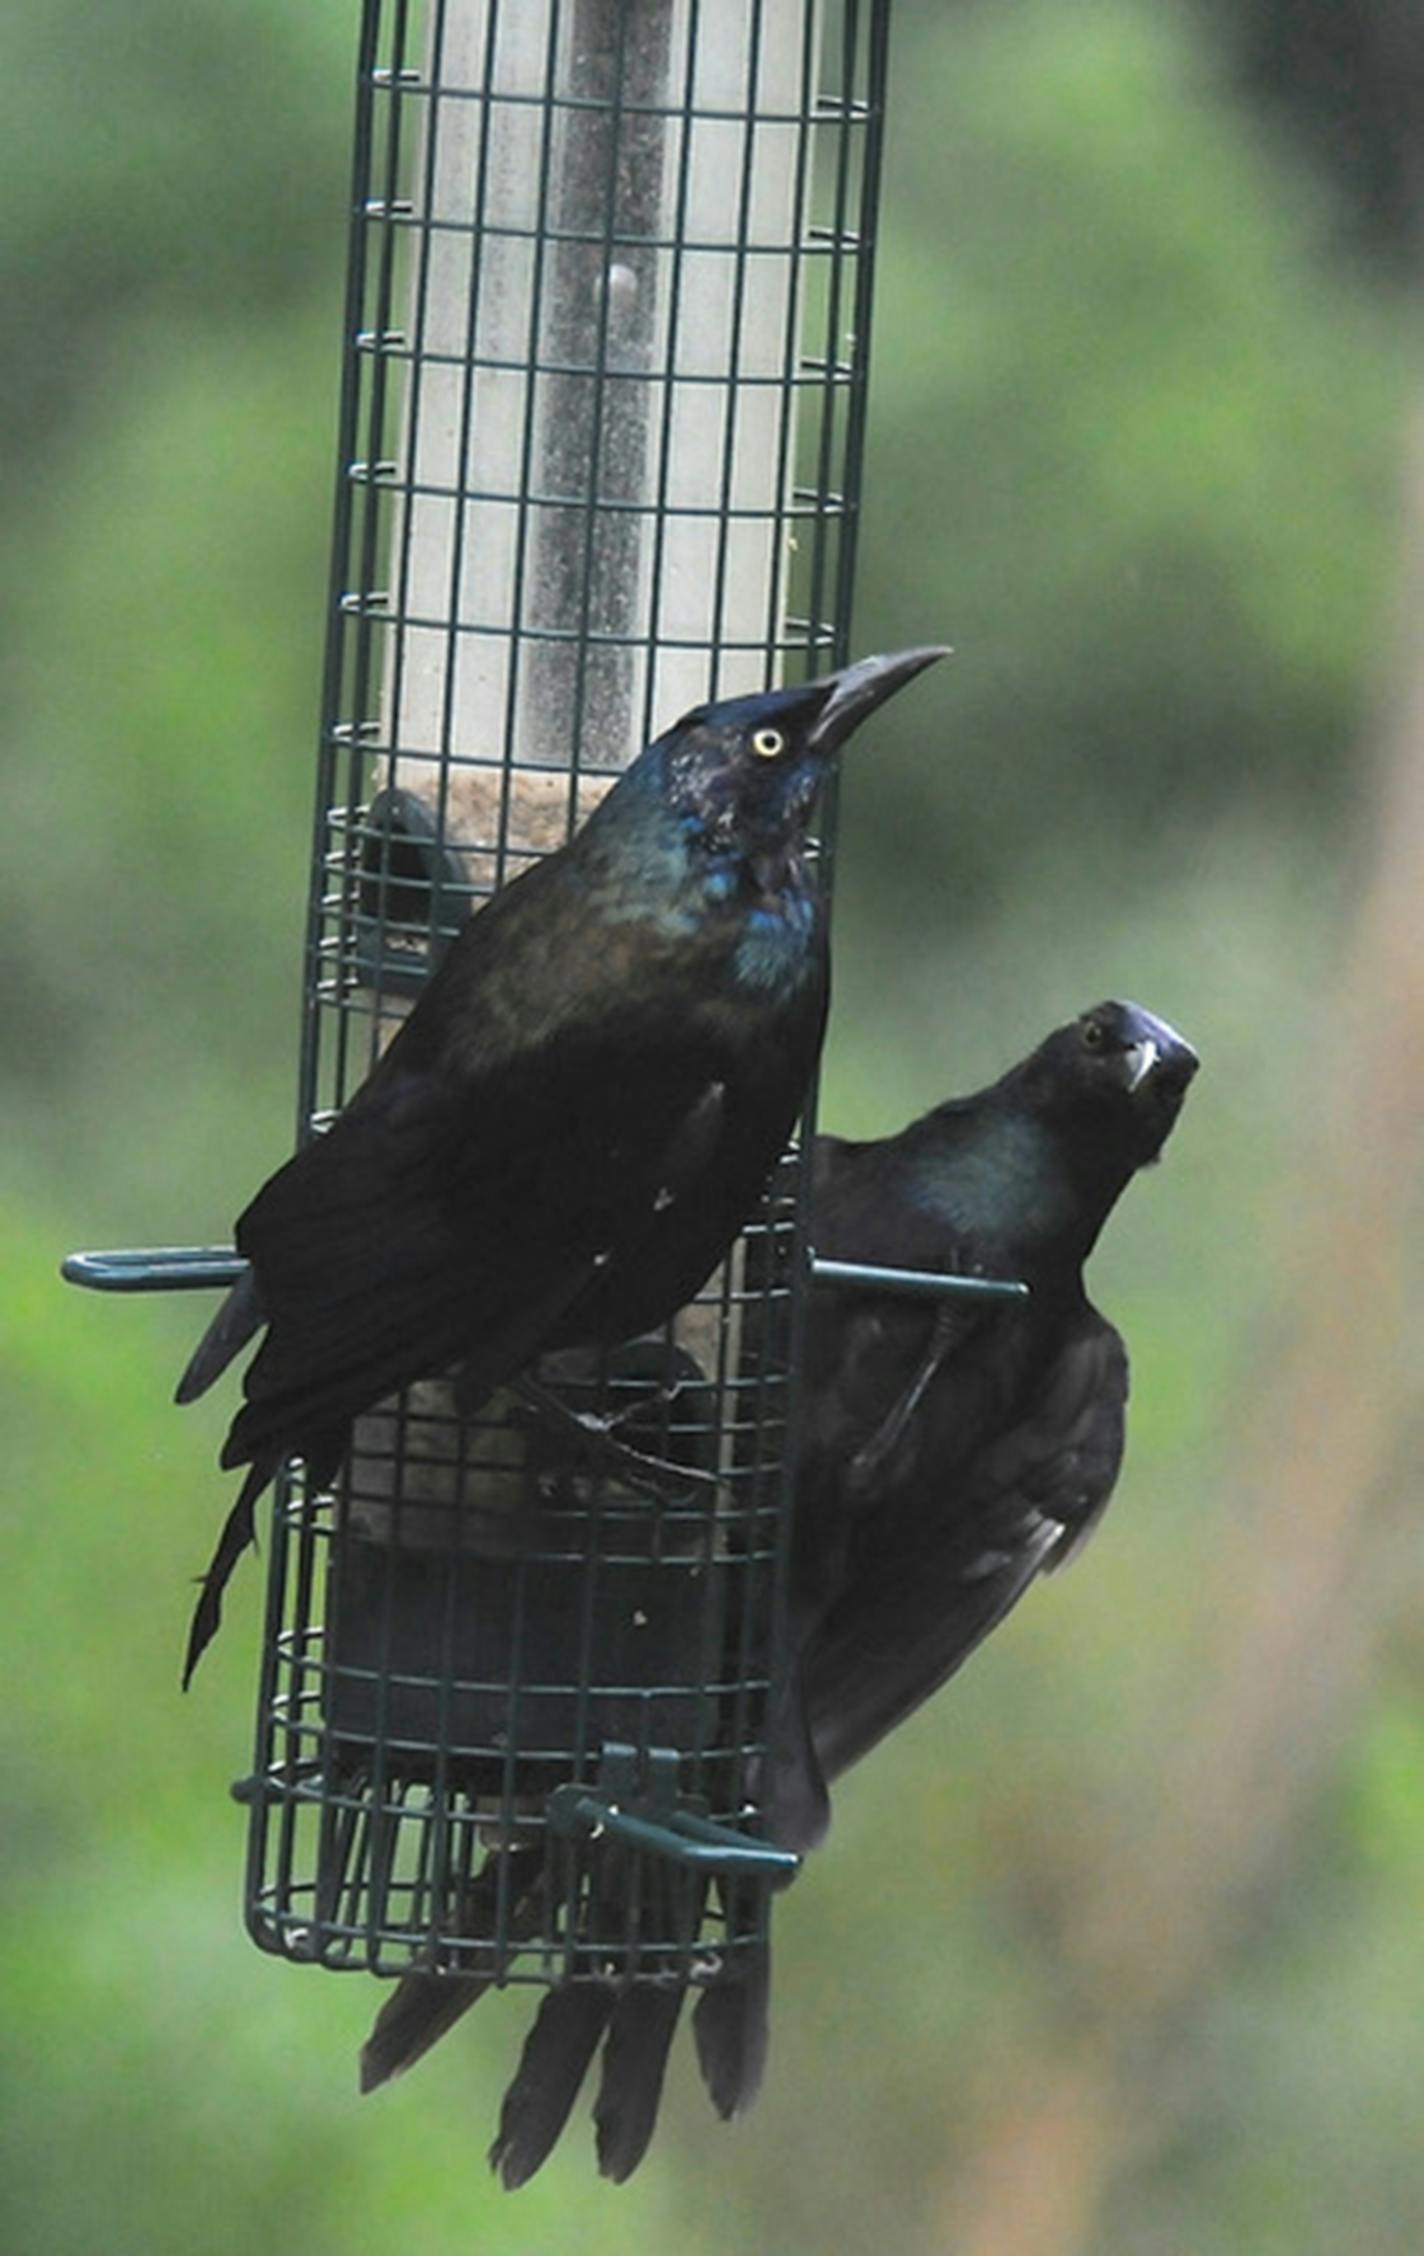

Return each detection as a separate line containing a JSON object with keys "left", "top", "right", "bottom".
{"left": 751, "top": 727, "right": 785, "bottom": 760}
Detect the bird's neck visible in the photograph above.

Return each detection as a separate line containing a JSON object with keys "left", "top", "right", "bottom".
{"left": 909, "top": 1100, "right": 1134, "bottom": 1279}
{"left": 574, "top": 774, "right": 822, "bottom": 991}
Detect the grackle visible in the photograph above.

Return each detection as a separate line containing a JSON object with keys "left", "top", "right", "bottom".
{"left": 768, "top": 996, "right": 1199, "bottom": 1851}
{"left": 174, "top": 648, "right": 945, "bottom": 1684}
{"left": 358, "top": 999, "right": 1196, "bottom": 2183}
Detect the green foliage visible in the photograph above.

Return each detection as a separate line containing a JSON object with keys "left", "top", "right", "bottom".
{"left": 4, "top": 0, "right": 1421, "bottom": 2250}
{"left": 0, "top": 1, "right": 350, "bottom": 452}
{"left": 848, "top": 0, "right": 1407, "bottom": 913}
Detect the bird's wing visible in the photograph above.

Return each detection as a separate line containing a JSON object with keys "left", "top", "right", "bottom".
{"left": 175, "top": 1265, "right": 264, "bottom": 1405}
{"left": 978, "top": 1302, "right": 1129, "bottom": 1575}
{"left": 802, "top": 1306, "right": 1128, "bottom": 1783}
{"left": 222, "top": 1017, "right": 738, "bottom": 1470}
{"left": 794, "top": 1185, "right": 991, "bottom": 1628}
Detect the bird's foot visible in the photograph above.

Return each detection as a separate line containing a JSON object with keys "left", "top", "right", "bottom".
{"left": 512, "top": 1375, "right": 720, "bottom": 1500}
{"left": 845, "top": 1300, "right": 966, "bottom": 1502}
{"left": 599, "top": 1373, "right": 691, "bottom": 1434}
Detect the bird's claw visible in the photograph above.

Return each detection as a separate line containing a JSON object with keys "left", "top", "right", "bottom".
{"left": 513, "top": 1375, "right": 720, "bottom": 1501}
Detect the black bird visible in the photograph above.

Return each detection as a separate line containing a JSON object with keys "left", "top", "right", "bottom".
{"left": 358, "top": 999, "right": 1196, "bottom": 2181}
{"left": 175, "top": 648, "right": 945, "bottom": 1682}
{"left": 768, "top": 997, "right": 1199, "bottom": 1851}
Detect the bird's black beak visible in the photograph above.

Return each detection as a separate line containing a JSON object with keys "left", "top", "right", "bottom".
{"left": 1118, "top": 1006, "right": 1199, "bottom": 1101}
{"left": 803, "top": 645, "right": 950, "bottom": 757}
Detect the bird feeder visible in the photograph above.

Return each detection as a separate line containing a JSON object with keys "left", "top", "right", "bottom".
{"left": 64, "top": 0, "right": 1016, "bottom": 2037}
{"left": 268, "top": 0, "right": 891, "bottom": 1993}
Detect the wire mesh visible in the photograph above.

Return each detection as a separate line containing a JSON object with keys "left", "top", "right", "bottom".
{"left": 246, "top": 0, "right": 892, "bottom": 1987}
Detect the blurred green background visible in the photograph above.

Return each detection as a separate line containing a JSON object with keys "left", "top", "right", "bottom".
{"left": 6, "top": 2, "right": 1424, "bottom": 2251}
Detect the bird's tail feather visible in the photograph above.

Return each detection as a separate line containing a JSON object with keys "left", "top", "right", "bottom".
{"left": 490, "top": 1985, "right": 614, "bottom": 2190}
{"left": 362, "top": 1844, "right": 693, "bottom": 2185}
{"left": 594, "top": 1984, "right": 686, "bottom": 2183}
{"left": 360, "top": 1842, "right": 546, "bottom": 2092}
{"left": 182, "top": 1453, "right": 277, "bottom": 1687}
{"left": 360, "top": 1969, "right": 487, "bottom": 2093}
{"left": 175, "top": 1267, "right": 263, "bottom": 1404}
{"left": 692, "top": 1941, "right": 770, "bottom": 2120}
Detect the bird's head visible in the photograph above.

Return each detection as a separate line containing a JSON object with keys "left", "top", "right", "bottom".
{"left": 1025, "top": 999, "right": 1199, "bottom": 1170}
{"left": 654, "top": 647, "right": 949, "bottom": 865}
